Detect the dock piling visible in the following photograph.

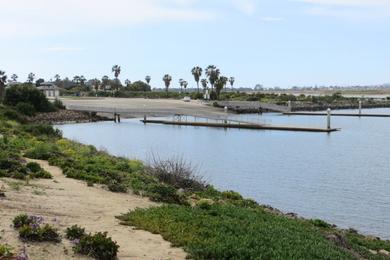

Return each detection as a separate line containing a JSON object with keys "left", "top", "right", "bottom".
{"left": 359, "top": 100, "right": 362, "bottom": 116}
{"left": 327, "top": 108, "right": 331, "bottom": 129}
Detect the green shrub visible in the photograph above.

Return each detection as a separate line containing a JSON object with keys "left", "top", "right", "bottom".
{"left": 107, "top": 181, "right": 127, "bottom": 193}
{"left": 310, "top": 219, "right": 332, "bottom": 229}
{"left": 73, "top": 232, "right": 119, "bottom": 260}
{"left": 12, "top": 214, "right": 31, "bottom": 229}
{"left": 26, "top": 162, "right": 41, "bottom": 173}
{"left": 221, "top": 190, "right": 243, "bottom": 200}
{"left": 24, "top": 143, "right": 60, "bottom": 160}
{"left": 53, "top": 98, "right": 65, "bottom": 109}
{"left": 16, "top": 102, "right": 36, "bottom": 116}
{"left": 19, "top": 224, "right": 61, "bottom": 242}
{"left": 0, "top": 244, "right": 13, "bottom": 258}
{"left": 148, "top": 184, "right": 188, "bottom": 205}
{"left": 4, "top": 85, "right": 56, "bottom": 112}
{"left": 21, "top": 124, "right": 62, "bottom": 137}
{"left": 65, "top": 225, "right": 86, "bottom": 240}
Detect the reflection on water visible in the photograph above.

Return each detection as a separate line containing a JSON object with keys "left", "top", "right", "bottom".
{"left": 57, "top": 108, "right": 390, "bottom": 239}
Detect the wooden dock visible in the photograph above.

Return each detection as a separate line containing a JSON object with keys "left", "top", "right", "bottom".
{"left": 284, "top": 112, "right": 390, "bottom": 117}
{"left": 141, "top": 119, "right": 339, "bottom": 133}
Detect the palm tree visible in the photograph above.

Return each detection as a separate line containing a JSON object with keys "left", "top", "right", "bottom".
{"left": 205, "top": 65, "right": 220, "bottom": 90}
{"left": 112, "top": 65, "right": 121, "bottom": 91}
{"left": 79, "top": 75, "right": 86, "bottom": 86}
{"left": 215, "top": 76, "right": 228, "bottom": 99}
{"left": 162, "top": 74, "right": 172, "bottom": 93}
{"left": 73, "top": 76, "right": 81, "bottom": 86}
{"left": 0, "top": 71, "right": 7, "bottom": 102}
{"left": 11, "top": 74, "right": 18, "bottom": 82}
{"left": 125, "top": 79, "right": 131, "bottom": 87}
{"left": 229, "top": 77, "right": 235, "bottom": 90}
{"left": 183, "top": 81, "right": 188, "bottom": 93}
{"left": 191, "top": 66, "right": 203, "bottom": 93}
{"left": 27, "top": 73, "right": 35, "bottom": 84}
{"left": 145, "top": 76, "right": 151, "bottom": 84}
{"left": 54, "top": 74, "right": 61, "bottom": 82}
{"left": 179, "top": 78, "right": 184, "bottom": 93}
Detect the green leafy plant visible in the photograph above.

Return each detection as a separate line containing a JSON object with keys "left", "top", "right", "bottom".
{"left": 73, "top": 232, "right": 119, "bottom": 260}
{"left": 65, "top": 225, "right": 86, "bottom": 240}
{"left": 0, "top": 244, "right": 14, "bottom": 259}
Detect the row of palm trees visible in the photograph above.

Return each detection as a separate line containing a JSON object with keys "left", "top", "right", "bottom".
{"left": 162, "top": 65, "right": 235, "bottom": 97}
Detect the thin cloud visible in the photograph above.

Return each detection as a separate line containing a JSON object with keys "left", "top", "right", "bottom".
{"left": 298, "top": 0, "right": 390, "bottom": 7}
{"left": 45, "top": 47, "right": 85, "bottom": 52}
{"left": 261, "top": 17, "right": 284, "bottom": 22}
{"left": 0, "top": 0, "right": 213, "bottom": 38}
{"left": 231, "top": 0, "right": 257, "bottom": 15}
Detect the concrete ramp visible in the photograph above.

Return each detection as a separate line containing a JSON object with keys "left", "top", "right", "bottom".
{"left": 216, "top": 101, "right": 289, "bottom": 113}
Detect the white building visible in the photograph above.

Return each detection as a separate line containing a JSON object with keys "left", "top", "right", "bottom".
{"left": 37, "top": 82, "right": 60, "bottom": 98}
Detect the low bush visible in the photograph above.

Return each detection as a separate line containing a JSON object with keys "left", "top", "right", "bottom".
{"left": 73, "top": 232, "right": 119, "bottom": 260}
{"left": 13, "top": 214, "right": 61, "bottom": 243}
{"left": 53, "top": 98, "right": 65, "bottom": 109}
{"left": 24, "top": 143, "right": 61, "bottom": 160}
{"left": 107, "top": 181, "right": 127, "bottom": 193}
{"left": 65, "top": 225, "right": 86, "bottom": 240}
{"left": 310, "top": 219, "right": 332, "bottom": 229}
{"left": 148, "top": 157, "right": 207, "bottom": 192}
{"left": 0, "top": 244, "right": 14, "bottom": 259}
{"left": 21, "top": 123, "right": 62, "bottom": 138}
{"left": 19, "top": 224, "right": 61, "bottom": 242}
{"left": 148, "top": 184, "right": 188, "bottom": 205}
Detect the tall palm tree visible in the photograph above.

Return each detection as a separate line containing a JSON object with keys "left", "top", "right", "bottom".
{"left": 215, "top": 76, "right": 228, "bottom": 99}
{"left": 27, "top": 73, "right": 35, "bottom": 84}
{"left": 11, "top": 74, "right": 18, "bottom": 82}
{"left": 0, "top": 71, "right": 7, "bottom": 102}
{"left": 205, "top": 65, "right": 220, "bottom": 90}
{"left": 145, "top": 75, "right": 151, "bottom": 84}
{"left": 183, "top": 81, "right": 188, "bottom": 93}
{"left": 179, "top": 78, "right": 184, "bottom": 93}
{"left": 162, "top": 74, "right": 172, "bottom": 93}
{"left": 229, "top": 77, "right": 235, "bottom": 90}
{"left": 112, "top": 65, "right": 121, "bottom": 91}
{"left": 191, "top": 66, "right": 203, "bottom": 93}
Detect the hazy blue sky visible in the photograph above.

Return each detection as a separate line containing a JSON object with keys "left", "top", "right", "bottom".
{"left": 1, "top": 0, "right": 390, "bottom": 88}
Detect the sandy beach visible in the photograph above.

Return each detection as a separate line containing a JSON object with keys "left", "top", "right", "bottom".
{"left": 0, "top": 159, "right": 186, "bottom": 260}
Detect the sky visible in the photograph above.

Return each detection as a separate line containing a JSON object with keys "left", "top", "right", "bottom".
{"left": 1, "top": 0, "right": 390, "bottom": 88}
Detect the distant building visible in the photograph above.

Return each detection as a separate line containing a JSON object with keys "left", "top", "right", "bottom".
{"left": 37, "top": 82, "right": 60, "bottom": 98}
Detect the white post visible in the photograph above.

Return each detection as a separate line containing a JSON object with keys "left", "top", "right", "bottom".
{"left": 327, "top": 108, "right": 331, "bottom": 129}
{"left": 288, "top": 100, "right": 292, "bottom": 112}
{"left": 224, "top": 106, "right": 228, "bottom": 113}
{"left": 359, "top": 100, "right": 362, "bottom": 115}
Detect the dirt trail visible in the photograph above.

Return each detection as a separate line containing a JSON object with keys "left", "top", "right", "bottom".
{"left": 0, "top": 159, "right": 187, "bottom": 260}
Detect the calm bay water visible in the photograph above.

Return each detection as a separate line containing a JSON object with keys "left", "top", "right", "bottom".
{"left": 57, "top": 108, "right": 390, "bottom": 239}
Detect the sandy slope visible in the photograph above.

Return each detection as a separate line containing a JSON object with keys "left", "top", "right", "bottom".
{"left": 0, "top": 159, "right": 186, "bottom": 260}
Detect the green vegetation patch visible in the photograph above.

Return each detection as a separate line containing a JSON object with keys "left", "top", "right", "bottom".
{"left": 118, "top": 204, "right": 354, "bottom": 260}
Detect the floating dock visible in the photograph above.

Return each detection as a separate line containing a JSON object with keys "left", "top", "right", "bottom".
{"left": 284, "top": 112, "right": 390, "bottom": 117}
{"left": 141, "top": 119, "right": 339, "bottom": 133}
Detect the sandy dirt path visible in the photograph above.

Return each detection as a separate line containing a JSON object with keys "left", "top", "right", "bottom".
{"left": 0, "top": 159, "right": 187, "bottom": 260}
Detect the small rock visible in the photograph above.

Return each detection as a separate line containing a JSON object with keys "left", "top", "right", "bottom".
{"left": 366, "top": 235, "right": 380, "bottom": 241}
{"left": 379, "top": 249, "right": 390, "bottom": 256}
{"left": 0, "top": 192, "right": 5, "bottom": 198}
{"left": 369, "top": 249, "right": 378, "bottom": 255}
